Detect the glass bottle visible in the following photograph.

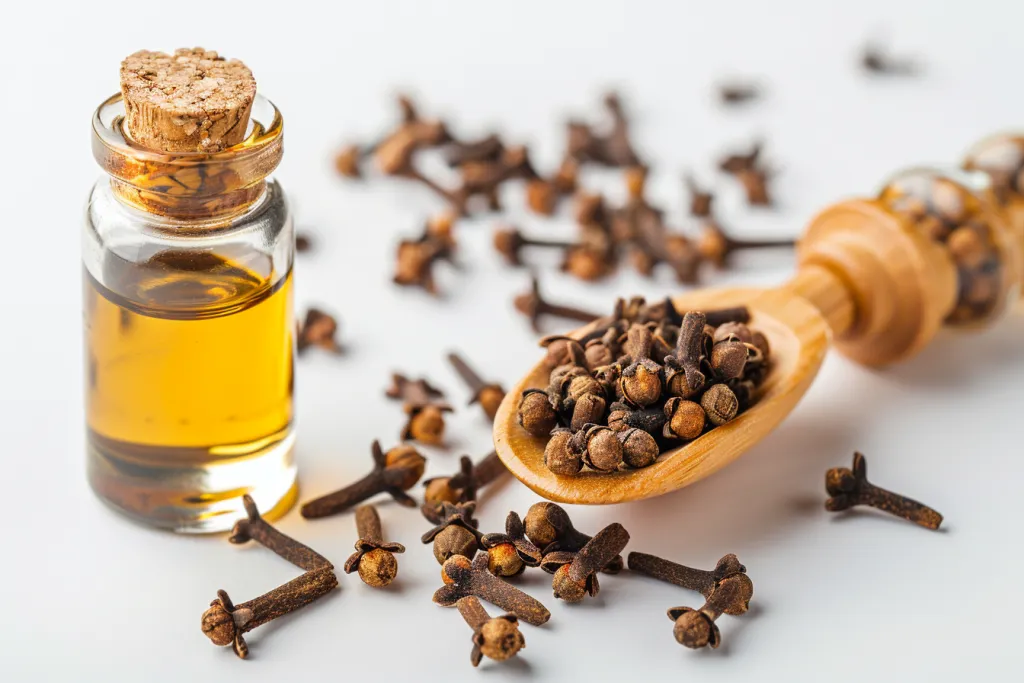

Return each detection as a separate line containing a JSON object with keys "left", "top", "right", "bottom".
{"left": 877, "top": 167, "right": 1021, "bottom": 325}
{"left": 84, "top": 93, "right": 296, "bottom": 532}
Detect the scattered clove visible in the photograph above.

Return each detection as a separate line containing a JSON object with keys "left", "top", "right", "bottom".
{"left": 206, "top": 496, "right": 337, "bottom": 658}
{"left": 386, "top": 373, "right": 453, "bottom": 445}
{"left": 524, "top": 502, "right": 624, "bottom": 574}
{"left": 481, "top": 511, "right": 542, "bottom": 577}
{"left": 447, "top": 352, "right": 506, "bottom": 421}
{"left": 667, "top": 576, "right": 748, "bottom": 650}
{"left": 718, "top": 141, "right": 776, "bottom": 207}
{"left": 825, "top": 452, "right": 943, "bottom": 530}
{"left": 422, "top": 501, "right": 485, "bottom": 564}
{"left": 434, "top": 553, "right": 552, "bottom": 626}
{"left": 446, "top": 133, "right": 504, "bottom": 168}
{"left": 422, "top": 452, "right": 508, "bottom": 522}
{"left": 545, "top": 522, "right": 630, "bottom": 602}
{"left": 493, "top": 226, "right": 576, "bottom": 267}
{"left": 526, "top": 156, "right": 578, "bottom": 215}
{"left": 513, "top": 275, "right": 601, "bottom": 332}
{"left": 861, "top": 40, "right": 919, "bottom": 76}
{"left": 344, "top": 504, "right": 405, "bottom": 588}
{"left": 392, "top": 216, "right": 456, "bottom": 294}
{"left": 628, "top": 551, "right": 753, "bottom": 616}
{"left": 684, "top": 174, "right": 714, "bottom": 217}
{"left": 454, "top": 146, "right": 539, "bottom": 213}
{"left": 295, "top": 233, "right": 313, "bottom": 252}
{"left": 697, "top": 220, "right": 796, "bottom": 268}
{"left": 300, "top": 441, "right": 426, "bottom": 519}
{"left": 202, "top": 569, "right": 339, "bottom": 659}
{"left": 457, "top": 596, "right": 526, "bottom": 667}
{"left": 718, "top": 81, "right": 761, "bottom": 106}
{"left": 229, "top": 494, "right": 333, "bottom": 571}
{"left": 297, "top": 308, "right": 342, "bottom": 354}
{"left": 567, "top": 92, "right": 642, "bottom": 168}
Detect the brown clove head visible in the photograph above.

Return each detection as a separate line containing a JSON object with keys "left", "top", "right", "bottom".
{"left": 402, "top": 403, "right": 451, "bottom": 445}
{"left": 298, "top": 308, "right": 342, "bottom": 354}
{"left": 551, "top": 563, "right": 591, "bottom": 603}
{"left": 518, "top": 389, "right": 558, "bottom": 437}
{"left": 201, "top": 601, "right": 237, "bottom": 647}
{"left": 442, "top": 554, "right": 473, "bottom": 584}
{"left": 669, "top": 607, "right": 720, "bottom": 649}
{"left": 523, "top": 501, "right": 572, "bottom": 549}
{"left": 384, "top": 444, "right": 428, "bottom": 489}
{"left": 357, "top": 548, "right": 399, "bottom": 588}
{"left": 475, "top": 616, "right": 525, "bottom": 664}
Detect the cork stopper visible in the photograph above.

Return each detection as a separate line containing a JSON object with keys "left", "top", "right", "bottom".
{"left": 120, "top": 48, "right": 256, "bottom": 153}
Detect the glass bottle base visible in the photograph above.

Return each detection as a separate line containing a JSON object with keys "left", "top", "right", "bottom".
{"left": 87, "top": 429, "right": 297, "bottom": 533}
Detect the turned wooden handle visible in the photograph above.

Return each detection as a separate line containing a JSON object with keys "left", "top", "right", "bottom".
{"left": 787, "top": 189, "right": 1023, "bottom": 366}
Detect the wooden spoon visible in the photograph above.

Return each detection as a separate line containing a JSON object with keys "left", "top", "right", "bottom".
{"left": 494, "top": 189, "right": 1024, "bottom": 505}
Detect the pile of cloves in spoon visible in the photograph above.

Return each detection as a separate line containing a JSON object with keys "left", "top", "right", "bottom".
{"left": 516, "top": 297, "right": 771, "bottom": 475}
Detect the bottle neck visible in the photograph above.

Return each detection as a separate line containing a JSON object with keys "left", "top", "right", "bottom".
{"left": 109, "top": 177, "right": 268, "bottom": 221}
{"left": 93, "top": 93, "right": 283, "bottom": 223}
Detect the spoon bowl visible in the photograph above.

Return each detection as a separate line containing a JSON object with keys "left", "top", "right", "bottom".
{"left": 493, "top": 286, "right": 831, "bottom": 505}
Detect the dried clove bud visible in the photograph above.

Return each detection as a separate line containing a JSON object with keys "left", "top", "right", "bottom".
{"left": 387, "top": 373, "right": 452, "bottom": 445}
{"left": 481, "top": 511, "right": 542, "bottom": 577}
{"left": 525, "top": 502, "right": 625, "bottom": 574}
{"left": 457, "top": 596, "right": 526, "bottom": 667}
{"left": 628, "top": 551, "right": 753, "bottom": 616}
{"left": 446, "top": 133, "right": 505, "bottom": 167}
{"left": 518, "top": 388, "right": 559, "bottom": 437}
{"left": 567, "top": 93, "right": 642, "bottom": 168}
{"left": 295, "top": 233, "right": 313, "bottom": 252}
{"left": 608, "top": 401, "right": 667, "bottom": 434}
{"left": 618, "top": 427, "right": 659, "bottom": 468}
{"left": 570, "top": 392, "right": 607, "bottom": 432}
{"left": 561, "top": 244, "right": 615, "bottom": 282}
{"left": 422, "top": 502, "right": 485, "bottom": 564}
{"left": 547, "top": 523, "right": 630, "bottom": 602}
{"left": 572, "top": 424, "right": 624, "bottom": 472}
{"left": 421, "top": 451, "right": 506, "bottom": 522}
{"left": 861, "top": 41, "right": 919, "bottom": 76}
{"left": 710, "top": 340, "right": 748, "bottom": 379}
{"left": 393, "top": 234, "right": 451, "bottom": 294}
{"left": 684, "top": 174, "right": 714, "bottom": 217}
{"left": 718, "top": 81, "right": 761, "bottom": 106}
{"left": 402, "top": 403, "right": 453, "bottom": 445}
{"left": 664, "top": 312, "right": 706, "bottom": 398}
{"left": 447, "top": 352, "right": 506, "bottom": 422}
{"left": 297, "top": 308, "right": 342, "bottom": 354}
{"left": 229, "top": 495, "right": 333, "bottom": 571}
{"left": 344, "top": 505, "right": 405, "bottom": 588}
{"left": 301, "top": 441, "right": 426, "bottom": 518}
{"left": 435, "top": 553, "right": 551, "bottom": 626}
{"left": 514, "top": 275, "right": 601, "bottom": 332}
{"left": 663, "top": 397, "right": 706, "bottom": 440}
{"left": 202, "top": 569, "right": 338, "bottom": 659}
{"left": 701, "top": 384, "right": 739, "bottom": 426}
{"left": 494, "top": 226, "right": 575, "bottom": 267}
{"left": 544, "top": 428, "right": 583, "bottom": 476}
{"left": 825, "top": 452, "right": 943, "bottom": 530}
{"left": 617, "top": 325, "right": 663, "bottom": 407}
{"left": 526, "top": 156, "right": 578, "bottom": 215}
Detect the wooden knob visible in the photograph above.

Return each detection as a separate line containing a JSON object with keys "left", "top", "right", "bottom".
{"left": 793, "top": 166, "right": 1023, "bottom": 367}
{"left": 794, "top": 199, "right": 956, "bottom": 366}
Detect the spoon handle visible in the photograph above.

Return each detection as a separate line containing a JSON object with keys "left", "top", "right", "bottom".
{"left": 792, "top": 166, "right": 1022, "bottom": 367}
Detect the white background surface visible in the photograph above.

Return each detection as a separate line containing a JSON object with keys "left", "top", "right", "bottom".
{"left": 1, "top": 1, "right": 1022, "bottom": 680}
